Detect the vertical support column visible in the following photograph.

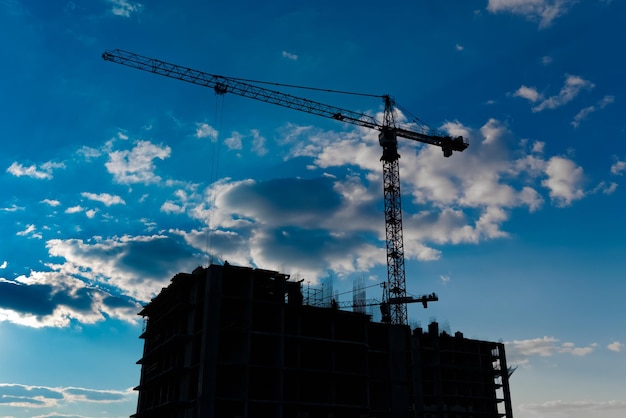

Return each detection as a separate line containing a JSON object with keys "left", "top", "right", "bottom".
{"left": 497, "top": 343, "right": 514, "bottom": 418}
{"left": 379, "top": 125, "right": 407, "bottom": 326}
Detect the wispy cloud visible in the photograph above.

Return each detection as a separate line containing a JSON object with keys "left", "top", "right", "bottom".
{"left": 108, "top": 0, "right": 143, "bottom": 18}
{"left": 611, "top": 160, "right": 626, "bottom": 176}
{"left": 223, "top": 130, "right": 268, "bottom": 155}
{"left": 514, "top": 75, "right": 595, "bottom": 112}
{"left": 282, "top": 51, "right": 298, "bottom": 61}
{"left": 591, "top": 181, "right": 618, "bottom": 195}
{"left": 16, "top": 224, "right": 36, "bottom": 236}
{"left": 224, "top": 132, "right": 243, "bottom": 150}
{"left": 535, "top": 75, "right": 594, "bottom": 112}
{"left": 506, "top": 336, "right": 597, "bottom": 366}
{"left": 77, "top": 145, "right": 102, "bottom": 160}
{"left": 0, "top": 383, "right": 134, "bottom": 408}
{"left": 486, "top": 0, "right": 577, "bottom": 28}
{"left": 0, "top": 0, "right": 28, "bottom": 16}
{"left": 1, "top": 204, "right": 24, "bottom": 212}
{"left": 571, "top": 95, "right": 615, "bottom": 127}
{"left": 251, "top": 129, "right": 268, "bottom": 156}
{"left": 81, "top": 192, "right": 126, "bottom": 206}
{"left": 16, "top": 224, "right": 42, "bottom": 239}
{"left": 6, "top": 161, "right": 66, "bottom": 180}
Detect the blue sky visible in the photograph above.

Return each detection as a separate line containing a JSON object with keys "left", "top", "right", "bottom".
{"left": 1, "top": 0, "right": 625, "bottom": 416}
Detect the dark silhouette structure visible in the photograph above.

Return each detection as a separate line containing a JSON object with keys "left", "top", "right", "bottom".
{"left": 412, "top": 322, "right": 514, "bottom": 418}
{"left": 131, "top": 264, "right": 513, "bottom": 418}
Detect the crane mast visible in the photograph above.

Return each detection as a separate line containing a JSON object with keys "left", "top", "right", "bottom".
{"left": 102, "top": 49, "right": 468, "bottom": 325}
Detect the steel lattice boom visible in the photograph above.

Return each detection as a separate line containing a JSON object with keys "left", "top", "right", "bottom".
{"left": 103, "top": 49, "right": 468, "bottom": 325}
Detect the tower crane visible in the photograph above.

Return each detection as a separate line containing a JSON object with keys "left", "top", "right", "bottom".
{"left": 102, "top": 49, "right": 468, "bottom": 325}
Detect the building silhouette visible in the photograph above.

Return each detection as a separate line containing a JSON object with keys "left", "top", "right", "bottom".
{"left": 131, "top": 264, "right": 513, "bottom": 418}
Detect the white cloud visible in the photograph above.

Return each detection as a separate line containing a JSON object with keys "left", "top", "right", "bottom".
{"left": 159, "top": 189, "right": 200, "bottom": 215}
{"left": 486, "top": 0, "right": 576, "bottom": 28}
{"left": 480, "top": 117, "right": 508, "bottom": 144}
{"left": 514, "top": 85, "right": 542, "bottom": 103}
{"left": 16, "top": 224, "right": 42, "bottom": 239}
{"left": 611, "top": 160, "right": 626, "bottom": 175}
{"left": 560, "top": 341, "right": 597, "bottom": 356}
{"left": 195, "top": 122, "right": 218, "bottom": 140}
{"left": 16, "top": 224, "right": 37, "bottom": 237}
{"left": 439, "top": 274, "right": 451, "bottom": 284}
{"left": 40, "top": 199, "right": 61, "bottom": 207}
{"left": 542, "top": 156, "right": 585, "bottom": 206}
{"left": 455, "top": 44, "right": 464, "bottom": 51}
{"left": 251, "top": 129, "right": 268, "bottom": 156}
{"left": 608, "top": 341, "right": 623, "bottom": 352}
{"left": 109, "top": 0, "right": 143, "bottom": 18}
{"left": 506, "top": 336, "right": 597, "bottom": 366}
{"left": 571, "top": 95, "right": 615, "bottom": 127}
{"left": 81, "top": 192, "right": 126, "bottom": 206}
{"left": 438, "top": 120, "right": 471, "bottom": 139}
{"left": 161, "top": 201, "right": 185, "bottom": 214}
{"left": 105, "top": 140, "right": 171, "bottom": 184}
{"left": 6, "top": 161, "right": 66, "bottom": 180}
{"left": 224, "top": 132, "right": 243, "bottom": 150}
{"left": 542, "top": 55, "right": 553, "bottom": 65}
{"left": 77, "top": 145, "right": 102, "bottom": 160}
{"left": 65, "top": 205, "right": 84, "bottom": 214}
{"left": 0, "top": 261, "right": 6, "bottom": 269}
{"left": 282, "top": 51, "right": 298, "bottom": 61}
{"left": 532, "top": 75, "right": 594, "bottom": 112}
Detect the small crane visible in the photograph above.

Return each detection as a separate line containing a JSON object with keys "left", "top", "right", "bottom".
{"left": 102, "top": 49, "right": 468, "bottom": 325}
{"left": 335, "top": 291, "right": 439, "bottom": 324}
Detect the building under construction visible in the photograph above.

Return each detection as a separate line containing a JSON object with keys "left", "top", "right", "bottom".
{"left": 132, "top": 264, "right": 513, "bottom": 418}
